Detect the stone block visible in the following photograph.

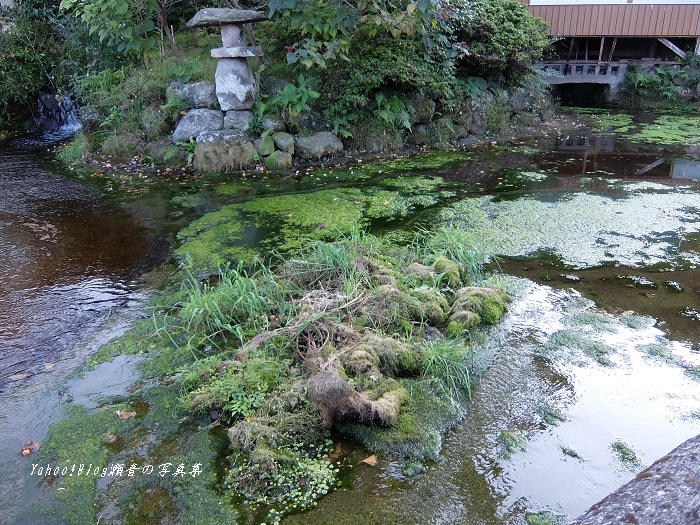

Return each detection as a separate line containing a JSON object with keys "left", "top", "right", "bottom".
{"left": 194, "top": 130, "right": 257, "bottom": 173}
{"left": 166, "top": 82, "right": 218, "bottom": 109}
{"left": 224, "top": 110, "right": 254, "bottom": 131}
{"left": 272, "top": 131, "right": 294, "bottom": 154}
{"left": 187, "top": 8, "right": 267, "bottom": 28}
{"left": 215, "top": 58, "right": 255, "bottom": 111}
{"left": 172, "top": 109, "right": 223, "bottom": 143}
{"left": 262, "top": 116, "right": 286, "bottom": 132}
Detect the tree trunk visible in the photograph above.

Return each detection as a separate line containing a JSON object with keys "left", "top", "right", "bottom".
{"left": 155, "top": 0, "right": 183, "bottom": 63}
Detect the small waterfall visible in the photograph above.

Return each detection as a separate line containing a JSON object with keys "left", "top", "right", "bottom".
{"left": 22, "top": 90, "right": 82, "bottom": 145}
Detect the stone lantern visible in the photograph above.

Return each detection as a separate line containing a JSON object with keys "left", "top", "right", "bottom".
{"left": 186, "top": 8, "right": 267, "bottom": 112}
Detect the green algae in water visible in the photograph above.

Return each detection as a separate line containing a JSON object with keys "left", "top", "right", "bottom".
{"left": 435, "top": 187, "right": 700, "bottom": 269}
{"left": 498, "top": 429, "right": 527, "bottom": 458}
{"left": 610, "top": 439, "right": 642, "bottom": 468}
{"left": 590, "top": 113, "right": 635, "bottom": 134}
{"left": 546, "top": 329, "right": 616, "bottom": 366}
{"left": 31, "top": 405, "right": 138, "bottom": 525}
{"left": 563, "top": 310, "right": 618, "bottom": 333}
{"left": 175, "top": 176, "right": 458, "bottom": 271}
{"left": 630, "top": 116, "right": 700, "bottom": 145}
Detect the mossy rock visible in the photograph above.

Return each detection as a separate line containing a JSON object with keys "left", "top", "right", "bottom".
{"left": 254, "top": 135, "right": 276, "bottom": 157}
{"left": 337, "top": 380, "right": 466, "bottom": 461}
{"left": 432, "top": 256, "right": 461, "bottom": 288}
{"left": 447, "top": 319, "right": 477, "bottom": 338}
{"left": 450, "top": 286, "right": 508, "bottom": 326}
{"left": 340, "top": 348, "right": 380, "bottom": 375}
{"left": 144, "top": 140, "right": 189, "bottom": 167}
{"left": 264, "top": 150, "right": 293, "bottom": 171}
{"left": 100, "top": 133, "right": 144, "bottom": 161}
{"left": 308, "top": 369, "right": 406, "bottom": 427}
{"left": 410, "top": 286, "right": 449, "bottom": 325}
{"left": 367, "top": 261, "right": 399, "bottom": 287}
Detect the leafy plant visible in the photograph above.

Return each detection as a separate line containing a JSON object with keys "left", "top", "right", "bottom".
{"left": 269, "top": 73, "right": 320, "bottom": 129}
{"left": 460, "top": 76, "right": 488, "bottom": 99}
{"left": 59, "top": 0, "right": 159, "bottom": 57}
{"left": 174, "top": 137, "right": 196, "bottom": 165}
{"left": 272, "top": 74, "right": 320, "bottom": 117}
{"left": 374, "top": 93, "right": 414, "bottom": 132}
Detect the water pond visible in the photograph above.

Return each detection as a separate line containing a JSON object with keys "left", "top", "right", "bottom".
{"left": 1, "top": 111, "right": 699, "bottom": 525}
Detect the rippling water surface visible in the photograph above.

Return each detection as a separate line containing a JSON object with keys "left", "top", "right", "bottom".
{"left": 0, "top": 143, "right": 150, "bottom": 521}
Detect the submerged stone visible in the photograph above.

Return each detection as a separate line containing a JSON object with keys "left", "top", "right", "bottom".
{"left": 571, "top": 433, "right": 700, "bottom": 525}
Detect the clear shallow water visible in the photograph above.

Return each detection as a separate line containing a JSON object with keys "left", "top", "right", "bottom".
{"left": 2, "top": 114, "right": 700, "bottom": 525}
{"left": 0, "top": 143, "right": 150, "bottom": 522}
{"left": 283, "top": 282, "right": 700, "bottom": 525}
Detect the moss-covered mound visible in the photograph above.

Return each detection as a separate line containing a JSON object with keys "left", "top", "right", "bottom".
{"left": 162, "top": 228, "right": 509, "bottom": 518}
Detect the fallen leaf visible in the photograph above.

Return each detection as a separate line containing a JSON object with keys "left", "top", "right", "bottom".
{"left": 21, "top": 440, "right": 40, "bottom": 456}
{"left": 44, "top": 363, "right": 54, "bottom": 370}
{"left": 626, "top": 284, "right": 636, "bottom": 288}
{"left": 116, "top": 410, "right": 137, "bottom": 420}
{"left": 621, "top": 310, "right": 635, "bottom": 315}
{"left": 360, "top": 454, "right": 377, "bottom": 466}
{"left": 10, "top": 373, "right": 28, "bottom": 381}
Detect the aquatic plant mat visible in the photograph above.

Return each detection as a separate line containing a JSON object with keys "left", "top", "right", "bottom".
{"left": 28, "top": 226, "right": 507, "bottom": 524}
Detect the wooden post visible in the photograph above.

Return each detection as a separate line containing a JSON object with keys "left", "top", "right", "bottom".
{"left": 598, "top": 37, "right": 606, "bottom": 63}
{"left": 608, "top": 38, "right": 618, "bottom": 62}
{"left": 658, "top": 38, "right": 687, "bottom": 59}
{"left": 567, "top": 38, "right": 575, "bottom": 60}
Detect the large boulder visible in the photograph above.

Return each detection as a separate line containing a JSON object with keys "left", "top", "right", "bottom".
{"left": 510, "top": 87, "right": 535, "bottom": 113}
{"left": 295, "top": 131, "right": 343, "bottom": 159}
{"left": 570, "top": 433, "right": 700, "bottom": 525}
{"left": 166, "top": 82, "right": 218, "bottom": 109}
{"left": 194, "top": 130, "right": 257, "bottom": 173}
{"left": 172, "top": 109, "right": 223, "bottom": 143}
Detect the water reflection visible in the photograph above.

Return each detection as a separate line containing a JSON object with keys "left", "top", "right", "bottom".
{"left": 544, "top": 132, "right": 700, "bottom": 181}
